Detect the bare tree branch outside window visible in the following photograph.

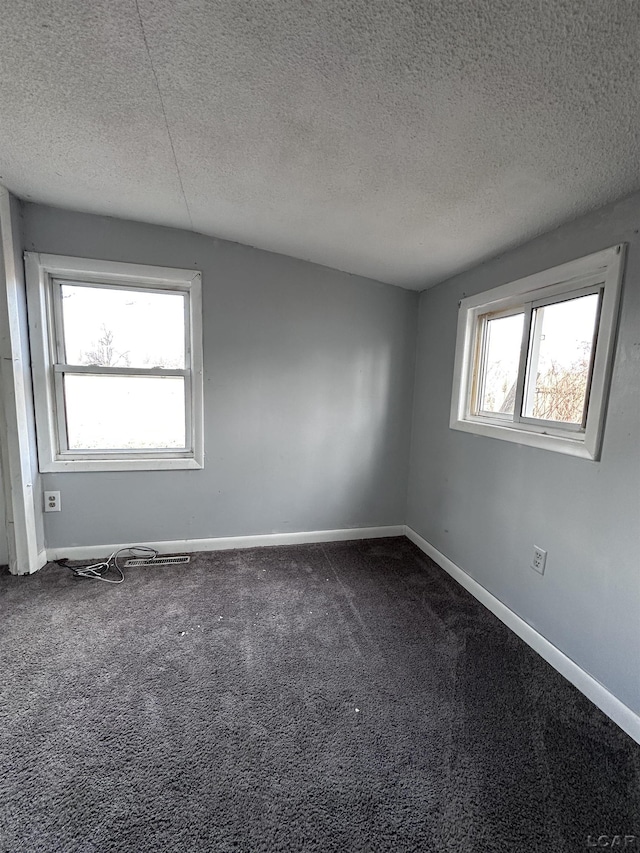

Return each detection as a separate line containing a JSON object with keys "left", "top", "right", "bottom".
{"left": 82, "top": 324, "right": 131, "bottom": 367}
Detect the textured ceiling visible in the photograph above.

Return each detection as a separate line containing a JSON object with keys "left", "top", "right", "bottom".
{"left": 1, "top": 1, "right": 639, "bottom": 289}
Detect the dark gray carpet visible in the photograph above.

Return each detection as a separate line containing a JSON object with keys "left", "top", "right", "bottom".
{"left": 1, "top": 537, "right": 638, "bottom": 852}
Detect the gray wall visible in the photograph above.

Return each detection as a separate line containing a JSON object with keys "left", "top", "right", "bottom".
{"left": 23, "top": 203, "right": 418, "bottom": 549}
{"left": 407, "top": 193, "right": 640, "bottom": 715}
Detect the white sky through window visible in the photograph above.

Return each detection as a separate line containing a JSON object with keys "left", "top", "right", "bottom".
{"left": 532, "top": 293, "right": 599, "bottom": 374}
{"left": 480, "top": 292, "right": 600, "bottom": 421}
{"left": 64, "top": 375, "right": 186, "bottom": 450}
{"left": 60, "top": 284, "right": 185, "bottom": 369}
{"left": 524, "top": 293, "right": 599, "bottom": 423}
{"left": 59, "top": 284, "right": 188, "bottom": 450}
{"left": 480, "top": 313, "right": 524, "bottom": 414}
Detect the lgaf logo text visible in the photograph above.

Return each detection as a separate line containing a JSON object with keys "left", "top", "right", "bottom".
{"left": 586, "top": 836, "right": 636, "bottom": 848}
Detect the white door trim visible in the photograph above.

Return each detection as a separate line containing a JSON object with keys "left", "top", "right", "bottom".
{"left": 0, "top": 187, "right": 45, "bottom": 574}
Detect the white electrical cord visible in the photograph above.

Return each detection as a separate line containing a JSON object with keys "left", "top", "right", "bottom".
{"left": 62, "top": 546, "right": 158, "bottom": 584}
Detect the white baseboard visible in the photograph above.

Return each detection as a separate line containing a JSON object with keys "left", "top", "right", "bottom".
{"left": 45, "top": 521, "right": 639, "bottom": 743}
{"left": 46, "top": 525, "right": 405, "bottom": 563}
{"left": 404, "top": 525, "right": 640, "bottom": 745}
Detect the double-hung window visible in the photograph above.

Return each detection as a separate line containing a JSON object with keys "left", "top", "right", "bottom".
{"left": 450, "top": 245, "right": 625, "bottom": 460}
{"left": 26, "top": 254, "right": 203, "bottom": 472}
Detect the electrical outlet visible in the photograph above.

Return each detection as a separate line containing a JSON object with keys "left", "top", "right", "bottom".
{"left": 44, "top": 491, "right": 61, "bottom": 512}
{"left": 531, "top": 546, "right": 547, "bottom": 575}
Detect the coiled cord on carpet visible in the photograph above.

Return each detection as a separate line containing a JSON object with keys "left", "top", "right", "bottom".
{"left": 57, "top": 546, "right": 158, "bottom": 584}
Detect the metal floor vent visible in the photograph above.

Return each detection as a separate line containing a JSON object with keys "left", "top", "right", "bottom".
{"left": 123, "top": 555, "right": 191, "bottom": 567}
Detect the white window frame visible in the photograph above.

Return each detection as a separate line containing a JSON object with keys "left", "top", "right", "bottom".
{"left": 25, "top": 253, "right": 204, "bottom": 472}
{"left": 450, "top": 245, "right": 625, "bottom": 461}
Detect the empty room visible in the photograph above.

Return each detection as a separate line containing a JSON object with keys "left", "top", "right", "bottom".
{"left": 0, "top": 1, "right": 639, "bottom": 851}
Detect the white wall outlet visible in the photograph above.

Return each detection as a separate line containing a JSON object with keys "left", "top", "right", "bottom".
{"left": 531, "top": 546, "right": 547, "bottom": 575}
{"left": 44, "top": 490, "right": 61, "bottom": 512}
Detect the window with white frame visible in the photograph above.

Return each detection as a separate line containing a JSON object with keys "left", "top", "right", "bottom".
{"left": 26, "top": 254, "right": 203, "bottom": 472}
{"left": 450, "top": 245, "right": 625, "bottom": 460}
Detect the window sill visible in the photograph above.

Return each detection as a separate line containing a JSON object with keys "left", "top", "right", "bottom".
{"left": 450, "top": 418, "right": 597, "bottom": 460}
{"left": 39, "top": 456, "right": 204, "bottom": 473}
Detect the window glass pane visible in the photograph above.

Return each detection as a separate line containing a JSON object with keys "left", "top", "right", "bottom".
{"left": 523, "top": 293, "right": 600, "bottom": 424}
{"left": 64, "top": 375, "right": 186, "bottom": 450}
{"left": 60, "top": 284, "right": 185, "bottom": 369}
{"left": 477, "top": 312, "right": 524, "bottom": 415}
